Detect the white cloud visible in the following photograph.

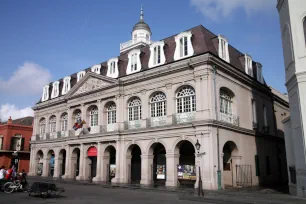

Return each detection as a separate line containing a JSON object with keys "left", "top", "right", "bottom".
{"left": 0, "top": 104, "right": 34, "bottom": 122}
{"left": 0, "top": 62, "right": 52, "bottom": 95}
{"left": 190, "top": 0, "right": 275, "bottom": 21}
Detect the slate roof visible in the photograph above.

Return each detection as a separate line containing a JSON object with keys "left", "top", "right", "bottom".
{"left": 39, "top": 25, "right": 261, "bottom": 103}
{"left": 0, "top": 116, "right": 34, "bottom": 126}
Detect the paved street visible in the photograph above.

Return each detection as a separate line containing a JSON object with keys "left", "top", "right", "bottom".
{"left": 1, "top": 178, "right": 306, "bottom": 204}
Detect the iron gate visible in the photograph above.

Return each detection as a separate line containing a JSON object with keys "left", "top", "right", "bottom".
{"left": 236, "top": 164, "right": 252, "bottom": 187}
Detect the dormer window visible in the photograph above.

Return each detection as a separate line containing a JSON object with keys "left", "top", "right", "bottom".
{"left": 62, "top": 76, "right": 71, "bottom": 95}
{"left": 107, "top": 58, "right": 119, "bottom": 78}
{"left": 91, "top": 64, "right": 101, "bottom": 74}
{"left": 42, "top": 85, "right": 49, "bottom": 102}
{"left": 245, "top": 54, "right": 253, "bottom": 77}
{"left": 174, "top": 31, "right": 194, "bottom": 61}
{"left": 51, "top": 81, "right": 60, "bottom": 98}
{"left": 218, "top": 35, "right": 230, "bottom": 63}
{"left": 127, "top": 49, "right": 141, "bottom": 75}
{"left": 256, "top": 63, "right": 263, "bottom": 83}
{"left": 77, "top": 71, "right": 86, "bottom": 82}
{"left": 149, "top": 41, "right": 166, "bottom": 68}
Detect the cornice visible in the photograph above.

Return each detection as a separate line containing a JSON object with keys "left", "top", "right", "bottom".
{"left": 277, "top": 0, "right": 284, "bottom": 12}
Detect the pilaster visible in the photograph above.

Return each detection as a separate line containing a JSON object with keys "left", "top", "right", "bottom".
{"left": 165, "top": 153, "right": 180, "bottom": 187}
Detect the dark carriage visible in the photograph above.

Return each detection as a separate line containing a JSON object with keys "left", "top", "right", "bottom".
{"left": 28, "top": 182, "right": 64, "bottom": 198}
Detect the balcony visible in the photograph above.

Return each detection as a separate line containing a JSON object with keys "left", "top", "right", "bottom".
{"left": 219, "top": 112, "right": 239, "bottom": 126}
{"left": 49, "top": 132, "right": 57, "bottom": 140}
{"left": 60, "top": 130, "right": 69, "bottom": 137}
{"left": 125, "top": 120, "right": 141, "bottom": 130}
{"left": 120, "top": 38, "right": 151, "bottom": 52}
{"left": 147, "top": 116, "right": 167, "bottom": 128}
{"left": 0, "top": 145, "right": 30, "bottom": 152}
{"left": 89, "top": 126, "right": 100, "bottom": 134}
{"left": 173, "top": 112, "right": 196, "bottom": 124}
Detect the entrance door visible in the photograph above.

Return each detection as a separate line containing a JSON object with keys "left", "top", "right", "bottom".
{"left": 131, "top": 146, "right": 141, "bottom": 183}
{"left": 90, "top": 157, "right": 97, "bottom": 178}
{"left": 11, "top": 157, "right": 20, "bottom": 171}
{"left": 153, "top": 143, "right": 166, "bottom": 186}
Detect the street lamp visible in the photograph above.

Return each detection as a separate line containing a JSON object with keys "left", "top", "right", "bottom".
{"left": 195, "top": 139, "right": 204, "bottom": 196}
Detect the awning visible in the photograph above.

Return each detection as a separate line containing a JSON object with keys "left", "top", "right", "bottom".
{"left": 87, "top": 146, "right": 97, "bottom": 157}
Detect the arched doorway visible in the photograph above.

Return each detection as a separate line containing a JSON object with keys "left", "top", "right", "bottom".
{"left": 127, "top": 145, "right": 141, "bottom": 184}
{"left": 71, "top": 148, "right": 80, "bottom": 180}
{"left": 36, "top": 150, "right": 44, "bottom": 176}
{"left": 149, "top": 143, "right": 166, "bottom": 186}
{"left": 47, "top": 150, "right": 55, "bottom": 177}
{"left": 222, "top": 141, "right": 238, "bottom": 187}
{"left": 175, "top": 141, "right": 196, "bottom": 188}
{"left": 87, "top": 146, "right": 97, "bottom": 181}
{"left": 103, "top": 146, "right": 116, "bottom": 182}
{"left": 59, "top": 149, "right": 66, "bottom": 177}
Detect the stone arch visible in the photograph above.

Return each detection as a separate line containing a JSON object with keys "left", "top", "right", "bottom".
{"left": 146, "top": 139, "right": 168, "bottom": 155}
{"left": 173, "top": 83, "right": 196, "bottom": 95}
{"left": 172, "top": 137, "right": 196, "bottom": 154}
{"left": 125, "top": 141, "right": 144, "bottom": 155}
{"left": 70, "top": 147, "right": 80, "bottom": 179}
{"left": 102, "top": 144, "right": 116, "bottom": 182}
{"left": 222, "top": 141, "right": 239, "bottom": 187}
{"left": 35, "top": 150, "right": 44, "bottom": 176}
{"left": 58, "top": 149, "right": 67, "bottom": 177}
{"left": 303, "top": 16, "right": 306, "bottom": 46}
{"left": 126, "top": 144, "right": 142, "bottom": 183}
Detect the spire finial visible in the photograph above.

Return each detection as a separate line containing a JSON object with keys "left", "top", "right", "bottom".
{"left": 140, "top": 5, "right": 144, "bottom": 21}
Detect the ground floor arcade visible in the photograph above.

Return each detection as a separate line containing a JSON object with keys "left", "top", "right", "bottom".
{"left": 28, "top": 126, "right": 288, "bottom": 190}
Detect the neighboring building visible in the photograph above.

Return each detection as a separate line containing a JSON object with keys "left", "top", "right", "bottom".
{"left": 29, "top": 8, "right": 288, "bottom": 190}
{"left": 277, "top": 0, "right": 306, "bottom": 197}
{"left": 0, "top": 116, "right": 33, "bottom": 172}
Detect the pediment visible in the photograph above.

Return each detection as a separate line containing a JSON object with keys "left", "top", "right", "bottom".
{"left": 65, "top": 72, "right": 118, "bottom": 98}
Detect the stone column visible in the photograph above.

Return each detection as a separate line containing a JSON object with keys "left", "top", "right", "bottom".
{"left": 56, "top": 112, "right": 60, "bottom": 133}
{"left": 116, "top": 95, "right": 124, "bottom": 131}
{"left": 76, "top": 144, "right": 85, "bottom": 180}
{"left": 166, "top": 83, "right": 174, "bottom": 124}
{"left": 140, "top": 154, "right": 154, "bottom": 185}
{"left": 102, "top": 155, "right": 110, "bottom": 182}
{"left": 42, "top": 157, "right": 48, "bottom": 177}
{"left": 28, "top": 149, "right": 35, "bottom": 176}
{"left": 166, "top": 153, "right": 180, "bottom": 187}
{"left": 195, "top": 76, "right": 205, "bottom": 120}
{"left": 93, "top": 143, "right": 102, "bottom": 182}
{"left": 62, "top": 145, "right": 70, "bottom": 179}
{"left": 53, "top": 155, "right": 60, "bottom": 178}
{"left": 67, "top": 107, "right": 72, "bottom": 134}
{"left": 97, "top": 100, "right": 103, "bottom": 127}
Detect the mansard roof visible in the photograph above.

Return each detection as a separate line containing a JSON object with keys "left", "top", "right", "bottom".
{"left": 38, "top": 24, "right": 260, "bottom": 103}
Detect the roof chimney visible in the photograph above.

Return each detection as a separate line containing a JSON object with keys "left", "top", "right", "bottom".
{"left": 7, "top": 116, "right": 12, "bottom": 124}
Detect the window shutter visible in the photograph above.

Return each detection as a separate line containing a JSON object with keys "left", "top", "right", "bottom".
{"left": 21, "top": 138, "right": 25, "bottom": 151}
{"left": 255, "top": 155, "right": 260, "bottom": 177}
{"left": 10, "top": 137, "right": 14, "bottom": 150}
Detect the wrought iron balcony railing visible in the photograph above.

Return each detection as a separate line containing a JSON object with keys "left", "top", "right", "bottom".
{"left": 147, "top": 116, "right": 167, "bottom": 128}
{"left": 219, "top": 112, "right": 239, "bottom": 126}
{"left": 0, "top": 145, "right": 30, "bottom": 152}
{"left": 124, "top": 120, "right": 141, "bottom": 130}
{"left": 173, "top": 112, "right": 196, "bottom": 124}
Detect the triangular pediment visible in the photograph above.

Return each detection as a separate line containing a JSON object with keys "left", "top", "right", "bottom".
{"left": 65, "top": 72, "right": 118, "bottom": 99}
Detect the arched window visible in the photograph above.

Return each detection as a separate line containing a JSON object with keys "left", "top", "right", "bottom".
{"left": 107, "top": 103, "right": 116, "bottom": 124}
{"left": 39, "top": 118, "right": 46, "bottom": 134}
{"left": 74, "top": 110, "right": 81, "bottom": 122}
{"left": 128, "top": 97, "right": 142, "bottom": 121}
{"left": 61, "top": 113, "right": 68, "bottom": 131}
{"left": 89, "top": 107, "right": 98, "bottom": 127}
{"left": 49, "top": 116, "right": 56, "bottom": 133}
{"left": 220, "top": 89, "right": 232, "bottom": 115}
{"left": 150, "top": 92, "right": 166, "bottom": 117}
{"left": 176, "top": 86, "right": 196, "bottom": 113}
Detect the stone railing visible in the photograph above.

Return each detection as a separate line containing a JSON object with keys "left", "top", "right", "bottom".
{"left": 120, "top": 39, "right": 151, "bottom": 51}
{"left": 147, "top": 116, "right": 167, "bottom": 128}
{"left": 125, "top": 120, "right": 142, "bottom": 130}
{"left": 219, "top": 112, "right": 239, "bottom": 126}
{"left": 90, "top": 126, "right": 100, "bottom": 134}
{"left": 49, "top": 132, "right": 57, "bottom": 140}
{"left": 173, "top": 112, "right": 196, "bottom": 124}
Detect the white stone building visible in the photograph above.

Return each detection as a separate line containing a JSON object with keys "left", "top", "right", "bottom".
{"left": 29, "top": 8, "right": 288, "bottom": 190}
{"left": 277, "top": 0, "right": 306, "bottom": 197}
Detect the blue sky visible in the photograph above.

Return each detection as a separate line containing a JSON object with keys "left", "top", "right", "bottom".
{"left": 0, "top": 0, "right": 283, "bottom": 121}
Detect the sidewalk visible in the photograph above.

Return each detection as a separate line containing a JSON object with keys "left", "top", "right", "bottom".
{"left": 28, "top": 176, "right": 306, "bottom": 204}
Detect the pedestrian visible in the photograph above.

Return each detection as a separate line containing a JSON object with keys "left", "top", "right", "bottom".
{"left": 0, "top": 166, "right": 5, "bottom": 180}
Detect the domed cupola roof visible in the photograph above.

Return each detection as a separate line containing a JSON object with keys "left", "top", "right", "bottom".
{"left": 132, "top": 6, "right": 151, "bottom": 34}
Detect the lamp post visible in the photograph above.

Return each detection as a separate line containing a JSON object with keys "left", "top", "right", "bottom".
{"left": 195, "top": 139, "right": 204, "bottom": 196}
